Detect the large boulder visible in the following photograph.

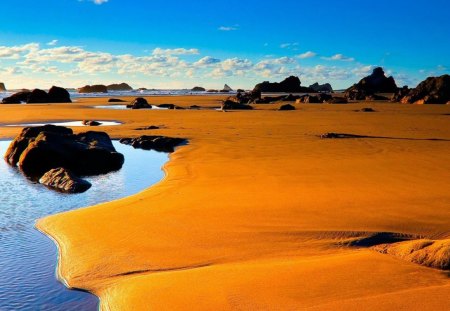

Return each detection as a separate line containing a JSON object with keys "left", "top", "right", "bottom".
{"left": 1, "top": 90, "right": 31, "bottom": 104}
{"left": 253, "top": 76, "right": 313, "bottom": 93}
{"left": 120, "top": 136, "right": 186, "bottom": 153}
{"left": 309, "top": 82, "right": 333, "bottom": 93}
{"left": 398, "top": 75, "right": 450, "bottom": 104}
{"left": 5, "top": 126, "right": 124, "bottom": 178}
{"left": 78, "top": 85, "right": 108, "bottom": 93}
{"left": 0, "top": 83, "right": 6, "bottom": 92}
{"left": 221, "top": 100, "right": 253, "bottom": 110}
{"left": 127, "top": 97, "right": 151, "bottom": 109}
{"left": 107, "top": 83, "right": 133, "bottom": 91}
{"left": 345, "top": 67, "right": 398, "bottom": 100}
{"left": 27, "top": 89, "right": 50, "bottom": 103}
{"left": 39, "top": 167, "right": 92, "bottom": 193}
{"left": 48, "top": 86, "right": 71, "bottom": 103}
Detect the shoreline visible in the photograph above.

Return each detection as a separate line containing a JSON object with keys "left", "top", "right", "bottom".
{"left": 2, "top": 96, "right": 450, "bottom": 310}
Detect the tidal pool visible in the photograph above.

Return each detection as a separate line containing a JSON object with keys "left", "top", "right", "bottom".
{"left": 0, "top": 140, "right": 168, "bottom": 310}
{"left": 2, "top": 120, "right": 122, "bottom": 127}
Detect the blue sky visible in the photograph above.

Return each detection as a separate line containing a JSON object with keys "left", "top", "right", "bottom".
{"left": 0, "top": 0, "right": 449, "bottom": 89}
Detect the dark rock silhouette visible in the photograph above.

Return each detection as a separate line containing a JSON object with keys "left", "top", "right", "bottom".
{"left": 279, "top": 104, "right": 295, "bottom": 110}
{"left": 397, "top": 75, "right": 450, "bottom": 104}
{"left": 157, "top": 103, "right": 184, "bottom": 109}
{"left": 325, "top": 97, "right": 348, "bottom": 104}
{"left": 106, "top": 83, "right": 133, "bottom": 91}
{"left": 82, "top": 120, "right": 102, "bottom": 126}
{"left": 345, "top": 67, "right": 397, "bottom": 100}
{"left": 365, "top": 94, "right": 389, "bottom": 101}
{"left": 78, "top": 85, "right": 108, "bottom": 93}
{"left": 120, "top": 136, "right": 186, "bottom": 153}
{"left": 191, "top": 86, "right": 206, "bottom": 92}
{"left": 309, "top": 82, "right": 333, "bottom": 93}
{"left": 6, "top": 126, "right": 124, "bottom": 179}
{"left": 253, "top": 76, "right": 313, "bottom": 93}
{"left": 390, "top": 86, "right": 410, "bottom": 102}
{"left": 127, "top": 97, "right": 151, "bottom": 109}
{"left": 0, "top": 83, "right": 6, "bottom": 92}
{"left": 108, "top": 98, "right": 126, "bottom": 102}
{"left": 221, "top": 99, "right": 254, "bottom": 110}
{"left": 26, "top": 89, "right": 49, "bottom": 103}
{"left": 39, "top": 167, "right": 92, "bottom": 193}
{"left": 47, "top": 86, "right": 71, "bottom": 103}
{"left": 2, "top": 91, "right": 31, "bottom": 104}
{"left": 222, "top": 84, "right": 233, "bottom": 92}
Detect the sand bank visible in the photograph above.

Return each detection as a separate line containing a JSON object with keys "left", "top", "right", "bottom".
{"left": 1, "top": 96, "right": 448, "bottom": 310}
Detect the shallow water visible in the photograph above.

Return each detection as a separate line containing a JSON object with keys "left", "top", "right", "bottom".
{"left": 2, "top": 120, "right": 121, "bottom": 127}
{"left": 0, "top": 140, "right": 168, "bottom": 310}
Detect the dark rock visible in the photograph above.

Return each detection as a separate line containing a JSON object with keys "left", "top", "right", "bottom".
{"left": 365, "top": 94, "right": 389, "bottom": 101}
{"left": 236, "top": 89, "right": 245, "bottom": 93}
{"left": 78, "top": 85, "right": 108, "bottom": 93}
{"left": 207, "top": 89, "right": 218, "bottom": 93}
{"left": 191, "top": 86, "right": 206, "bottom": 92}
{"left": 345, "top": 67, "right": 398, "bottom": 100}
{"left": 6, "top": 127, "right": 124, "bottom": 178}
{"left": 360, "top": 107, "right": 376, "bottom": 112}
{"left": 282, "top": 94, "right": 301, "bottom": 101}
{"left": 390, "top": 86, "right": 410, "bottom": 102}
{"left": 279, "top": 104, "right": 295, "bottom": 110}
{"left": 220, "top": 89, "right": 230, "bottom": 93}
{"left": 309, "top": 82, "right": 333, "bottom": 93}
{"left": 303, "top": 95, "right": 320, "bottom": 103}
{"left": 135, "top": 126, "right": 160, "bottom": 130}
{"left": 318, "top": 93, "right": 333, "bottom": 102}
{"left": 106, "top": 83, "right": 133, "bottom": 91}
{"left": 26, "top": 89, "right": 49, "bottom": 103}
{"left": 2, "top": 91, "right": 32, "bottom": 104}
{"left": 0, "top": 83, "right": 6, "bottom": 92}
{"left": 127, "top": 97, "right": 151, "bottom": 109}
{"left": 108, "top": 98, "right": 126, "bottom": 102}
{"left": 120, "top": 136, "right": 186, "bottom": 153}
{"left": 253, "top": 76, "right": 313, "bottom": 93}
{"left": 82, "top": 120, "right": 102, "bottom": 126}
{"left": 48, "top": 86, "right": 71, "bottom": 103}
{"left": 223, "top": 84, "right": 233, "bottom": 92}
{"left": 325, "top": 97, "right": 348, "bottom": 104}
{"left": 5, "top": 125, "right": 73, "bottom": 166}
{"left": 221, "top": 100, "right": 253, "bottom": 110}
{"left": 39, "top": 167, "right": 91, "bottom": 193}
{"left": 398, "top": 75, "right": 450, "bottom": 104}
{"left": 157, "top": 104, "right": 176, "bottom": 109}
{"left": 320, "top": 132, "right": 368, "bottom": 139}
{"left": 190, "top": 105, "right": 201, "bottom": 109}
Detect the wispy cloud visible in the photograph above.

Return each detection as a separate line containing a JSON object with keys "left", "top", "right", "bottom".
{"left": 296, "top": 51, "right": 316, "bottom": 59}
{"left": 92, "top": 0, "right": 108, "bottom": 4}
{"left": 152, "top": 48, "right": 199, "bottom": 56}
{"left": 280, "top": 42, "right": 299, "bottom": 49}
{"left": 322, "top": 53, "right": 355, "bottom": 62}
{"left": 218, "top": 25, "right": 239, "bottom": 31}
{"left": 47, "top": 40, "right": 58, "bottom": 46}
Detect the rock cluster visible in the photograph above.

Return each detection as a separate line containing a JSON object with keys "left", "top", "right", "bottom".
{"left": 106, "top": 83, "right": 133, "bottom": 91}
{"left": 78, "top": 85, "right": 108, "bottom": 93}
{"left": 2, "top": 86, "right": 71, "bottom": 104}
{"left": 344, "top": 67, "right": 397, "bottom": 100}
{"left": 253, "top": 76, "right": 313, "bottom": 93}
{"left": 309, "top": 82, "right": 333, "bottom": 93}
{"left": 392, "top": 74, "right": 450, "bottom": 104}
{"left": 120, "top": 136, "right": 186, "bottom": 153}
{"left": 5, "top": 125, "right": 124, "bottom": 193}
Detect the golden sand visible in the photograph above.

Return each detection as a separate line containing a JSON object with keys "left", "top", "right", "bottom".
{"left": 1, "top": 96, "right": 449, "bottom": 310}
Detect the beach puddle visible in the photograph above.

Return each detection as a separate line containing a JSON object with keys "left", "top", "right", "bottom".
{"left": 0, "top": 140, "right": 168, "bottom": 310}
{"left": 2, "top": 120, "right": 122, "bottom": 127}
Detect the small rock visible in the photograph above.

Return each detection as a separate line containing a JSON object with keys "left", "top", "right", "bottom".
{"left": 39, "top": 167, "right": 91, "bottom": 193}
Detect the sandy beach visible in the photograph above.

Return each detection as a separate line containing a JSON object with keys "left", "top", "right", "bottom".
{"left": 1, "top": 96, "right": 448, "bottom": 310}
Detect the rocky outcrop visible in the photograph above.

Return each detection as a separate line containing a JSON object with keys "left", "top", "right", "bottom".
{"left": 191, "top": 86, "right": 206, "bottom": 92}
{"left": 345, "top": 67, "right": 398, "bottom": 100}
{"left": 2, "top": 86, "right": 71, "bottom": 104}
{"left": 253, "top": 76, "right": 313, "bottom": 93}
{"left": 39, "top": 167, "right": 92, "bottom": 193}
{"left": 395, "top": 75, "right": 450, "bottom": 104}
{"left": 0, "top": 83, "right": 6, "bottom": 92}
{"left": 221, "top": 99, "right": 253, "bottom": 110}
{"left": 120, "top": 136, "right": 186, "bottom": 153}
{"left": 309, "top": 82, "right": 333, "bottom": 93}
{"left": 5, "top": 126, "right": 124, "bottom": 179}
{"left": 222, "top": 84, "right": 233, "bottom": 92}
{"left": 78, "top": 85, "right": 108, "bottom": 93}
{"left": 295, "top": 93, "right": 333, "bottom": 104}
{"left": 107, "top": 83, "right": 133, "bottom": 91}
{"left": 126, "top": 97, "right": 151, "bottom": 109}
{"left": 279, "top": 104, "right": 295, "bottom": 110}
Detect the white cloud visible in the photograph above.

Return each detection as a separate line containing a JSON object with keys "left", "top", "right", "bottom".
{"left": 194, "top": 56, "right": 221, "bottom": 67}
{"left": 92, "top": 0, "right": 108, "bottom": 4}
{"left": 152, "top": 48, "right": 199, "bottom": 56}
{"left": 0, "top": 43, "right": 39, "bottom": 59}
{"left": 47, "top": 40, "right": 58, "bottom": 46}
{"left": 322, "top": 53, "right": 355, "bottom": 62}
{"left": 280, "top": 42, "right": 299, "bottom": 49}
{"left": 297, "top": 51, "right": 316, "bottom": 59}
{"left": 218, "top": 26, "right": 239, "bottom": 31}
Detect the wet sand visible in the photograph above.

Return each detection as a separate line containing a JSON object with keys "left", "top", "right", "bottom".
{"left": 1, "top": 96, "right": 449, "bottom": 310}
